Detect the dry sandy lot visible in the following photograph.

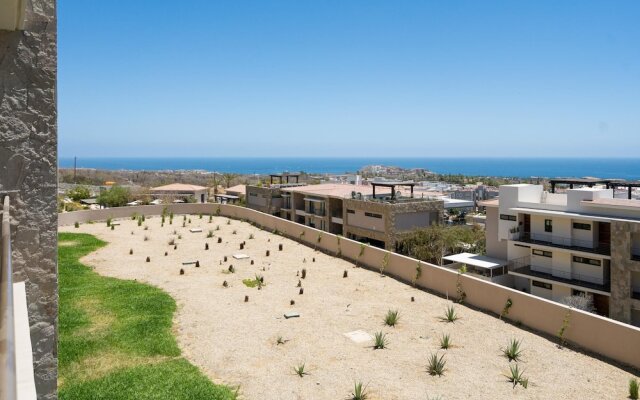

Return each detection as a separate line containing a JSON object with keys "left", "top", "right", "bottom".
{"left": 61, "top": 214, "right": 636, "bottom": 400}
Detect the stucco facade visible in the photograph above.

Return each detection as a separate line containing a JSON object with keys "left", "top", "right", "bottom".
{"left": 0, "top": 0, "right": 58, "bottom": 398}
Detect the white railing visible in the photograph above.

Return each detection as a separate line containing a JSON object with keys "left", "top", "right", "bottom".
{"left": 1, "top": 196, "right": 16, "bottom": 400}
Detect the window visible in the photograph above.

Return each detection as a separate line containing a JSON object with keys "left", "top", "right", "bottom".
{"left": 365, "top": 212, "right": 382, "bottom": 219}
{"left": 346, "top": 209, "right": 355, "bottom": 214}
{"left": 544, "top": 219, "right": 553, "bottom": 232}
{"left": 532, "top": 280, "right": 552, "bottom": 290}
{"left": 573, "top": 256, "right": 601, "bottom": 266}
{"left": 500, "top": 214, "right": 517, "bottom": 221}
{"left": 514, "top": 244, "right": 530, "bottom": 248}
{"left": 532, "top": 249, "right": 552, "bottom": 258}
{"left": 573, "top": 222, "right": 591, "bottom": 230}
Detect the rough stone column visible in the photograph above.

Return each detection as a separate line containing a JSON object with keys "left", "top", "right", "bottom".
{"left": 0, "top": 0, "right": 58, "bottom": 399}
{"left": 610, "top": 221, "right": 640, "bottom": 324}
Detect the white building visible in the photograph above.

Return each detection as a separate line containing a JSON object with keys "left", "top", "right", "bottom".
{"left": 482, "top": 184, "right": 640, "bottom": 326}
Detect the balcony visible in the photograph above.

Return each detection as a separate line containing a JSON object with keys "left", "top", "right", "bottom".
{"left": 632, "top": 245, "right": 640, "bottom": 262}
{"left": 508, "top": 256, "right": 610, "bottom": 293}
{"left": 516, "top": 232, "right": 610, "bottom": 256}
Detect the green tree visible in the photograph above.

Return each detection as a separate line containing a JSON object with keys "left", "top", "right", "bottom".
{"left": 222, "top": 173, "right": 237, "bottom": 188}
{"left": 397, "top": 225, "right": 486, "bottom": 265}
{"left": 67, "top": 186, "right": 91, "bottom": 202}
{"left": 97, "top": 186, "right": 130, "bottom": 207}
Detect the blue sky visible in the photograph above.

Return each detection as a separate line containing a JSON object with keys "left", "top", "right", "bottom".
{"left": 59, "top": 1, "right": 640, "bottom": 157}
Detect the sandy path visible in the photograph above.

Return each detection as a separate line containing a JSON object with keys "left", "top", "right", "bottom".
{"left": 61, "top": 215, "right": 634, "bottom": 400}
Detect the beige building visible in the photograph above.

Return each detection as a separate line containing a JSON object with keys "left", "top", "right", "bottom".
{"left": 482, "top": 183, "right": 640, "bottom": 326}
{"left": 247, "top": 181, "right": 444, "bottom": 250}
{"left": 150, "top": 183, "right": 209, "bottom": 203}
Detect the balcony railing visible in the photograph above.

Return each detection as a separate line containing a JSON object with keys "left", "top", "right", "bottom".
{"left": 507, "top": 256, "right": 610, "bottom": 293}
{"left": 1, "top": 196, "right": 16, "bottom": 400}
{"left": 517, "top": 232, "right": 610, "bottom": 256}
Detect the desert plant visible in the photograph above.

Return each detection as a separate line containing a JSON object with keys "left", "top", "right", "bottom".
{"left": 350, "top": 381, "right": 368, "bottom": 400}
{"left": 232, "top": 229, "right": 237, "bottom": 235}
{"left": 500, "top": 298, "right": 513, "bottom": 320}
{"left": 427, "top": 353, "right": 446, "bottom": 376}
{"left": 373, "top": 331, "right": 388, "bottom": 349}
{"left": 129, "top": 249, "right": 133, "bottom": 255}
{"left": 137, "top": 217, "right": 142, "bottom": 227}
{"left": 343, "top": 270, "right": 348, "bottom": 278}
{"left": 146, "top": 256, "right": 150, "bottom": 262}
{"left": 355, "top": 243, "right": 366, "bottom": 267}
{"left": 227, "top": 219, "right": 231, "bottom": 225}
{"left": 205, "top": 243, "right": 209, "bottom": 250}
{"left": 178, "top": 234, "right": 182, "bottom": 239}
{"left": 630, "top": 378, "right": 639, "bottom": 400}
{"left": 141, "top": 214, "right": 145, "bottom": 222}
{"left": 413, "top": 261, "right": 422, "bottom": 287}
{"left": 216, "top": 225, "right": 220, "bottom": 231}
{"left": 179, "top": 268, "right": 184, "bottom": 275}
{"left": 293, "top": 363, "right": 308, "bottom": 378}
{"left": 502, "top": 338, "right": 523, "bottom": 362}
{"left": 441, "top": 305, "right": 459, "bottom": 323}
{"left": 195, "top": 261, "right": 200, "bottom": 268}
{"left": 106, "top": 217, "right": 112, "bottom": 227}
{"left": 207, "top": 230, "right": 214, "bottom": 238}
{"left": 301, "top": 268, "right": 307, "bottom": 279}
{"left": 228, "top": 265, "right": 235, "bottom": 273}
{"left": 199, "top": 213, "right": 202, "bottom": 219}
{"left": 558, "top": 312, "right": 571, "bottom": 347}
{"left": 505, "top": 364, "right": 528, "bottom": 389}
{"left": 276, "top": 336, "right": 285, "bottom": 345}
{"left": 384, "top": 309, "right": 399, "bottom": 327}
{"left": 183, "top": 215, "right": 187, "bottom": 222}
{"left": 278, "top": 243, "right": 283, "bottom": 251}
{"left": 455, "top": 264, "right": 467, "bottom": 303}
{"left": 380, "top": 253, "right": 389, "bottom": 276}
{"left": 110, "top": 225, "right": 114, "bottom": 231}
{"left": 439, "top": 333, "right": 451, "bottom": 350}
{"left": 144, "top": 235, "right": 149, "bottom": 241}
{"left": 188, "top": 218, "right": 192, "bottom": 223}
{"left": 216, "top": 206, "right": 221, "bottom": 216}
{"left": 168, "top": 238, "right": 175, "bottom": 246}
{"left": 249, "top": 233, "right": 254, "bottom": 239}
{"left": 209, "top": 214, "right": 213, "bottom": 222}
{"left": 161, "top": 215, "right": 166, "bottom": 224}
{"left": 144, "top": 225, "right": 149, "bottom": 231}
{"left": 74, "top": 221, "right": 79, "bottom": 228}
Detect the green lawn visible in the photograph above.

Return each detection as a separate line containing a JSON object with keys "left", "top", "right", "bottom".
{"left": 58, "top": 232, "right": 237, "bottom": 400}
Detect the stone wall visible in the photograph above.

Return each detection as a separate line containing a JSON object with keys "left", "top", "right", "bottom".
{"left": 0, "top": 0, "right": 58, "bottom": 399}
{"left": 610, "top": 221, "right": 640, "bottom": 323}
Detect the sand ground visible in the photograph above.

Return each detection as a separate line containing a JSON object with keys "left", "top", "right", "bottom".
{"left": 61, "top": 215, "right": 636, "bottom": 400}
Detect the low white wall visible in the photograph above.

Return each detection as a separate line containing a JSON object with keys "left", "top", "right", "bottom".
{"left": 58, "top": 204, "right": 640, "bottom": 370}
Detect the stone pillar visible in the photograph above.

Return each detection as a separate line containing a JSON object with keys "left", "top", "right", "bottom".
{"left": 0, "top": 0, "right": 58, "bottom": 399}
{"left": 609, "top": 221, "right": 640, "bottom": 324}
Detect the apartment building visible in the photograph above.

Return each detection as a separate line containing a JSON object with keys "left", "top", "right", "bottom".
{"left": 483, "top": 183, "right": 640, "bottom": 326}
{"left": 247, "top": 180, "right": 444, "bottom": 251}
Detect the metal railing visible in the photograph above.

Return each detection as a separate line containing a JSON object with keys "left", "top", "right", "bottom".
{"left": 518, "top": 232, "right": 611, "bottom": 256}
{"left": 507, "top": 255, "right": 610, "bottom": 292}
{"left": 1, "top": 195, "right": 16, "bottom": 400}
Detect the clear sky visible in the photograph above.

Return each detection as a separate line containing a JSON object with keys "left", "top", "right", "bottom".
{"left": 59, "top": 0, "right": 640, "bottom": 158}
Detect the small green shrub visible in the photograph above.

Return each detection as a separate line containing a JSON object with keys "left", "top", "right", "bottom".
{"left": 502, "top": 338, "right": 523, "bottom": 362}
{"left": 106, "top": 217, "right": 112, "bottom": 227}
{"left": 500, "top": 298, "right": 513, "bottom": 320}
{"left": 380, "top": 253, "right": 389, "bottom": 276}
{"left": 137, "top": 217, "right": 142, "bottom": 227}
{"left": 413, "top": 261, "right": 422, "bottom": 287}
{"left": 558, "top": 312, "right": 571, "bottom": 347}
{"left": 439, "top": 333, "right": 451, "bottom": 350}
{"left": 293, "top": 363, "right": 308, "bottom": 378}
{"left": 373, "top": 331, "right": 388, "bottom": 350}
{"left": 630, "top": 378, "right": 639, "bottom": 400}
{"left": 441, "top": 305, "right": 459, "bottom": 323}
{"left": 207, "top": 230, "right": 214, "bottom": 238}
{"left": 505, "top": 364, "right": 528, "bottom": 389}
{"left": 249, "top": 233, "right": 254, "bottom": 239}
{"left": 427, "top": 353, "right": 446, "bottom": 376}
{"left": 350, "top": 382, "right": 368, "bottom": 400}
{"left": 384, "top": 309, "right": 399, "bottom": 327}
{"left": 74, "top": 221, "right": 79, "bottom": 228}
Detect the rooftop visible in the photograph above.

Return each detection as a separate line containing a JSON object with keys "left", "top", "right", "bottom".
{"left": 284, "top": 184, "right": 392, "bottom": 198}
{"left": 224, "top": 184, "right": 246, "bottom": 194}
{"left": 151, "top": 183, "right": 208, "bottom": 191}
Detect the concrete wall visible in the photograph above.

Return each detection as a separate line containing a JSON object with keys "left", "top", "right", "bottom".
{"left": 0, "top": 0, "right": 58, "bottom": 398}
{"left": 484, "top": 206, "right": 507, "bottom": 260}
{"left": 58, "top": 204, "right": 640, "bottom": 369}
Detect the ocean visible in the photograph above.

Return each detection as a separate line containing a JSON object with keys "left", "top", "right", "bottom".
{"left": 58, "top": 157, "right": 640, "bottom": 180}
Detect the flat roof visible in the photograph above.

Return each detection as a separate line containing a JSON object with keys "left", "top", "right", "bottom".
{"left": 478, "top": 199, "right": 499, "bottom": 207}
{"left": 509, "top": 206, "right": 640, "bottom": 224}
{"left": 225, "top": 184, "right": 246, "bottom": 194}
{"left": 370, "top": 180, "right": 416, "bottom": 187}
{"left": 284, "top": 184, "right": 393, "bottom": 198}
{"left": 582, "top": 198, "right": 640, "bottom": 209}
{"left": 151, "top": 183, "right": 207, "bottom": 191}
{"left": 443, "top": 253, "right": 506, "bottom": 269}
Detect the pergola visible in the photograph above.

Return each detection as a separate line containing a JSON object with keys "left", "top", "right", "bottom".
{"left": 549, "top": 178, "right": 640, "bottom": 199}
{"left": 370, "top": 181, "right": 416, "bottom": 200}
{"left": 270, "top": 173, "right": 300, "bottom": 184}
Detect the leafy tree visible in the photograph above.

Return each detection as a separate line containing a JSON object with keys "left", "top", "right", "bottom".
{"left": 97, "top": 186, "right": 130, "bottom": 207}
{"left": 67, "top": 186, "right": 91, "bottom": 202}
{"left": 397, "top": 225, "right": 485, "bottom": 265}
{"left": 222, "top": 173, "right": 237, "bottom": 188}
